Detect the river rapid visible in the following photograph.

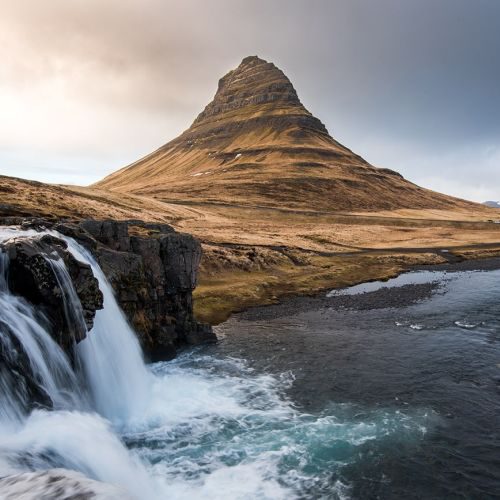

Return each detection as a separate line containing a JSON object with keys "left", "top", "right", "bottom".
{"left": 0, "top": 227, "right": 499, "bottom": 499}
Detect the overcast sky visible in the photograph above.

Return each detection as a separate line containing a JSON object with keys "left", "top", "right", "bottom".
{"left": 0, "top": 0, "right": 499, "bottom": 201}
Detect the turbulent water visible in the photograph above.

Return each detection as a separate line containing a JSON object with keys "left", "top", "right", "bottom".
{"left": 0, "top": 228, "right": 499, "bottom": 499}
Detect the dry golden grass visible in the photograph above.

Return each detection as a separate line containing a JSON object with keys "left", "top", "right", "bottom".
{"left": 95, "top": 57, "right": 483, "bottom": 215}
{"left": 75, "top": 56, "right": 500, "bottom": 321}
{"left": 2, "top": 174, "right": 500, "bottom": 324}
{"left": 2, "top": 61, "right": 499, "bottom": 324}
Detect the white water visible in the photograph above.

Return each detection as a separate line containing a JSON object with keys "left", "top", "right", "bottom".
{"left": 0, "top": 251, "right": 83, "bottom": 427}
{"left": 56, "top": 239, "right": 152, "bottom": 424}
{"left": 0, "top": 228, "right": 431, "bottom": 499}
{"left": 0, "top": 229, "right": 161, "bottom": 497}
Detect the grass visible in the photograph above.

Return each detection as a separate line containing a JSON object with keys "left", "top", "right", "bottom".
{"left": 193, "top": 251, "right": 451, "bottom": 324}
{"left": 2, "top": 174, "right": 500, "bottom": 326}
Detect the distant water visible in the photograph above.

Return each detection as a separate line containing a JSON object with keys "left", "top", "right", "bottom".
{"left": 325, "top": 269, "right": 449, "bottom": 296}
{"left": 1, "top": 227, "right": 499, "bottom": 499}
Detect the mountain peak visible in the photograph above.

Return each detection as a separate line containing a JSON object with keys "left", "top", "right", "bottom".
{"left": 191, "top": 55, "right": 307, "bottom": 130}
{"left": 95, "top": 57, "right": 472, "bottom": 214}
{"left": 239, "top": 55, "right": 268, "bottom": 67}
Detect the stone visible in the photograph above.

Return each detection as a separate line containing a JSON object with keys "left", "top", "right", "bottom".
{"left": 1, "top": 217, "right": 215, "bottom": 361}
{"left": 0, "top": 469, "right": 131, "bottom": 499}
{"left": 0, "top": 322, "right": 53, "bottom": 412}
{"left": 0, "top": 235, "right": 103, "bottom": 354}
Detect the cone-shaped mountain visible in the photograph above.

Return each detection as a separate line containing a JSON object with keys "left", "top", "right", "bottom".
{"left": 96, "top": 56, "right": 473, "bottom": 212}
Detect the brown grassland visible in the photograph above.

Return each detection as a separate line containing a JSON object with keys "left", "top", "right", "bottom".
{"left": 2, "top": 174, "right": 500, "bottom": 324}
{"left": 2, "top": 58, "right": 499, "bottom": 323}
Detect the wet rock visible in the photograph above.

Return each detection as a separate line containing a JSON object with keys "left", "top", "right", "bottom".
{"left": 0, "top": 322, "right": 53, "bottom": 412}
{"left": 0, "top": 469, "right": 131, "bottom": 499}
{"left": 0, "top": 235, "right": 103, "bottom": 354}
{"left": 0, "top": 217, "right": 215, "bottom": 360}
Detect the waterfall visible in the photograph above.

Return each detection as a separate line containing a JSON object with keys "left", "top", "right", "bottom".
{"left": 0, "top": 226, "right": 431, "bottom": 500}
{"left": 0, "top": 247, "right": 84, "bottom": 426}
{"left": 0, "top": 228, "right": 161, "bottom": 498}
{"left": 0, "top": 229, "right": 152, "bottom": 425}
{"left": 51, "top": 238, "right": 152, "bottom": 424}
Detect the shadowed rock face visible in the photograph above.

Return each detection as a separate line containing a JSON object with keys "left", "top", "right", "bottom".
{"left": 55, "top": 219, "right": 215, "bottom": 360}
{"left": 95, "top": 56, "right": 475, "bottom": 212}
{"left": 1, "top": 217, "right": 214, "bottom": 361}
{"left": 1, "top": 235, "right": 103, "bottom": 352}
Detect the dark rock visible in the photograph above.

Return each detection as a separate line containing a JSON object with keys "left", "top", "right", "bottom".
{"left": 53, "top": 222, "right": 98, "bottom": 251}
{"left": 0, "top": 321, "right": 53, "bottom": 412}
{"left": 84, "top": 220, "right": 216, "bottom": 359}
{"left": 0, "top": 235, "right": 103, "bottom": 356}
{"left": 80, "top": 219, "right": 131, "bottom": 251}
{"left": 159, "top": 232, "right": 201, "bottom": 291}
{"left": 0, "top": 217, "right": 215, "bottom": 360}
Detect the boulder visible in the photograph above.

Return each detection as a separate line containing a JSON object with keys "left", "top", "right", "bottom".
{"left": 0, "top": 469, "right": 131, "bottom": 499}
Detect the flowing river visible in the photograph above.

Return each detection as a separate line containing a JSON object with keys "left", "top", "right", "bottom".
{"left": 0, "top": 228, "right": 499, "bottom": 499}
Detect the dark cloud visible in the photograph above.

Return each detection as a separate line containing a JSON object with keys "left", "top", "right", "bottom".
{"left": 0, "top": 0, "right": 498, "bottom": 200}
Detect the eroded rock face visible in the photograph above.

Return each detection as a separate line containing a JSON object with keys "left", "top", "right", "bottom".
{"left": 58, "top": 219, "right": 216, "bottom": 360}
{"left": 189, "top": 55, "right": 329, "bottom": 138}
{"left": 0, "top": 218, "right": 215, "bottom": 360}
{"left": 1, "top": 234, "right": 103, "bottom": 353}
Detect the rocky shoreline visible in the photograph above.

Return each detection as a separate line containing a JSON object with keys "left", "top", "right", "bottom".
{"left": 233, "top": 257, "right": 500, "bottom": 323}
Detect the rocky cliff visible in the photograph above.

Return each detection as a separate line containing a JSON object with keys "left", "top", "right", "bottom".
{"left": 2, "top": 234, "right": 103, "bottom": 349}
{"left": 66, "top": 219, "right": 215, "bottom": 360}
{"left": 0, "top": 218, "right": 214, "bottom": 362}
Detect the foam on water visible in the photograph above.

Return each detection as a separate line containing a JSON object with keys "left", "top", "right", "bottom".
{"left": 0, "top": 228, "right": 433, "bottom": 499}
{"left": 120, "top": 353, "right": 433, "bottom": 499}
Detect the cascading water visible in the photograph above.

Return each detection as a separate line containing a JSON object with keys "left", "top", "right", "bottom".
{"left": 0, "top": 247, "right": 84, "bottom": 426}
{"left": 0, "top": 229, "right": 167, "bottom": 498}
{"left": 0, "top": 227, "right": 431, "bottom": 499}
{"left": 49, "top": 239, "right": 152, "bottom": 423}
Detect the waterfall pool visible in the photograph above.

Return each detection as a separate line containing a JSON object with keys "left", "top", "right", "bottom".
{"left": 1, "top": 229, "right": 499, "bottom": 499}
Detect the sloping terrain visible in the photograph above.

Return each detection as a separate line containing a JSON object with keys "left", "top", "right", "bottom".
{"left": 2, "top": 174, "right": 500, "bottom": 323}
{"left": 95, "top": 56, "right": 476, "bottom": 213}
{"left": 484, "top": 201, "right": 500, "bottom": 209}
{"left": 1, "top": 57, "right": 499, "bottom": 323}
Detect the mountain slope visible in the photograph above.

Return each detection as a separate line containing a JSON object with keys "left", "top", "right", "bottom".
{"left": 95, "top": 56, "right": 476, "bottom": 212}
{"left": 483, "top": 201, "right": 500, "bottom": 209}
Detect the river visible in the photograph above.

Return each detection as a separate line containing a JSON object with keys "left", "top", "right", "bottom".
{"left": 0, "top": 228, "right": 499, "bottom": 499}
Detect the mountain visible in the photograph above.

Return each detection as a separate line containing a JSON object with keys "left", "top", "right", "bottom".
{"left": 95, "top": 56, "right": 475, "bottom": 212}
{"left": 483, "top": 201, "right": 500, "bottom": 208}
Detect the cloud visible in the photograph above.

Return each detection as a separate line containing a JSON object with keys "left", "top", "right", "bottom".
{"left": 0, "top": 0, "right": 498, "bottom": 199}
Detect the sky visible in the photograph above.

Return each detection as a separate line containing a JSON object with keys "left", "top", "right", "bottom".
{"left": 0, "top": 0, "right": 499, "bottom": 202}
